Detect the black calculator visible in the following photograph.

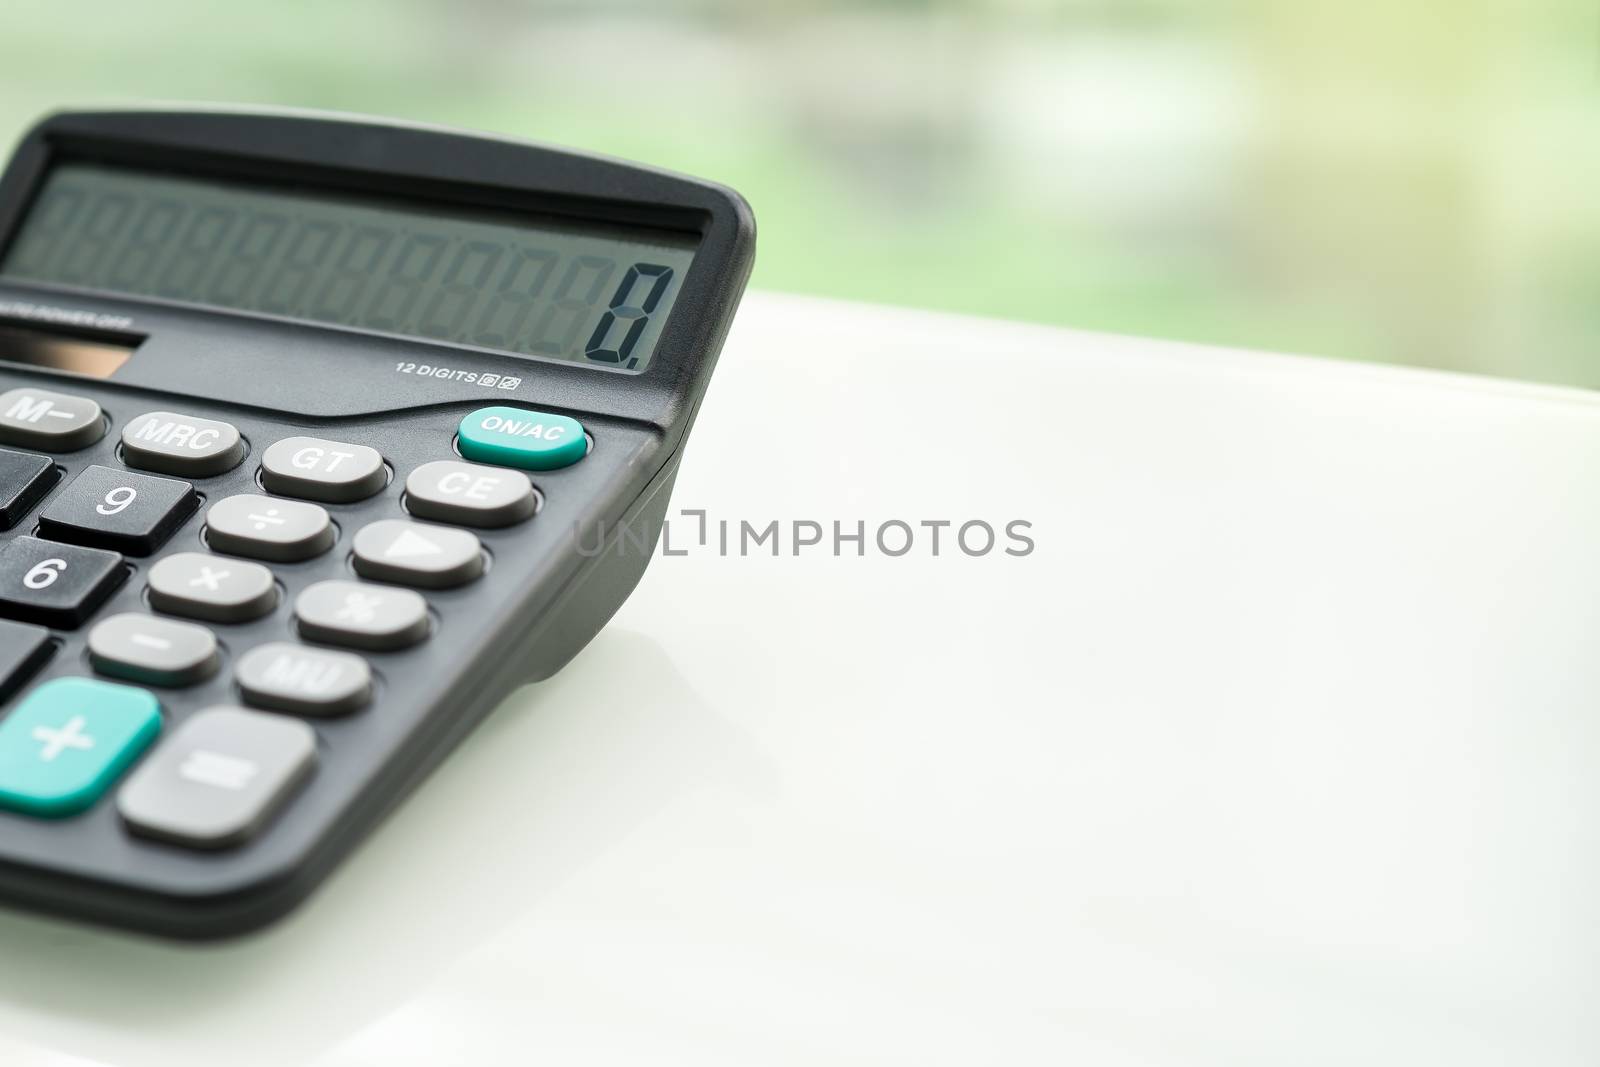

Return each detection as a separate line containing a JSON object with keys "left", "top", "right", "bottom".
{"left": 0, "top": 109, "right": 753, "bottom": 937}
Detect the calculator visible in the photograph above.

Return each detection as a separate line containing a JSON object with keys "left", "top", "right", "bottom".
{"left": 0, "top": 109, "right": 754, "bottom": 937}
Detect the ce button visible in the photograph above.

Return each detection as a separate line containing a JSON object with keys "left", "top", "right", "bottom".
{"left": 405, "top": 459, "right": 537, "bottom": 528}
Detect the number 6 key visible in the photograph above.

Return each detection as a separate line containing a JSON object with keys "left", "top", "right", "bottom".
{"left": 0, "top": 536, "right": 124, "bottom": 628}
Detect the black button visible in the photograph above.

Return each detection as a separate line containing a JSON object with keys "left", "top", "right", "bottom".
{"left": 0, "top": 536, "right": 124, "bottom": 628}
{"left": 37, "top": 465, "right": 197, "bottom": 556}
{"left": 0, "top": 449, "right": 56, "bottom": 531}
{"left": 0, "top": 620, "right": 52, "bottom": 701}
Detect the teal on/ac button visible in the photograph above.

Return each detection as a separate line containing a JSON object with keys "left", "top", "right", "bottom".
{"left": 457, "top": 406, "right": 587, "bottom": 471}
{"left": 0, "top": 677, "right": 161, "bottom": 818}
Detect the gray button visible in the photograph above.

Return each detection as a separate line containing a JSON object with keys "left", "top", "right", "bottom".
{"left": 207, "top": 494, "right": 334, "bottom": 562}
{"left": 0, "top": 387, "right": 104, "bottom": 451}
{"left": 296, "top": 579, "right": 429, "bottom": 651}
{"left": 88, "top": 612, "right": 219, "bottom": 687}
{"left": 117, "top": 706, "right": 316, "bottom": 849}
{"left": 261, "top": 437, "right": 386, "bottom": 503}
{"left": 237, "top": 642, "right": 371, "bottom": 716}
{"left": 351, "top": 519, "right": 483, "bottom": 589}
{"left": 148, "top": 552, "right": 278, "bottom": 623}
{"left": 405, "top": 460, "right": 536, "bottom": 528}
{"left": 121, "top": 411, "right": 245, "bottom": 477}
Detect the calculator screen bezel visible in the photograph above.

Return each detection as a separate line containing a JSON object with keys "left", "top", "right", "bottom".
{"left": 0, "top": 110, "right": 756, "bottom": 437}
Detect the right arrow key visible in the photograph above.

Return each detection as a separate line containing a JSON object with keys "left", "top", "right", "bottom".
{"left": 350, "top": 519, "right": 484, "bottom": 589}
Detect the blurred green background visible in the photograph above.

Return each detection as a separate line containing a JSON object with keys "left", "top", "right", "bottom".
{"left": 0, "top": 0, "right": 1596, "bottom": 386}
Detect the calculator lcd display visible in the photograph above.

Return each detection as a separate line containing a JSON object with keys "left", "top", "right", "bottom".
{"left": 0, "top": 163, "right": 699, "bottom": 372}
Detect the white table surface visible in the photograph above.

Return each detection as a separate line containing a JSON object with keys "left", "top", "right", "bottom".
{"left": 1, "top": 291, "right": 1597, "bottom": 1065}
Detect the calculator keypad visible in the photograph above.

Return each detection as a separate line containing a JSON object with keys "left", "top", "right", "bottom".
{"left": 261, "top": 437, "right": 385, "bottom": 503}
{"left": 0, "top": 536, "right": 124, "bottom": 628}
{"left": 121, "top": 411, "right": 246, "bottom": 477}
{"left": 294, "top": 579, "right": 429, "bottom": 651}
{"left": 405, "top": 459, "right": 536, "bottom": 528}
{"left": 147, "top": 552, "right": 279, "bottom": 623}
{"left": 38, "top": 465, "right": 197, "bottom": 555}
{"left": 0, "top": 387, "right": 105, "bottom": 451}
{"left": 236, "top": 642, "right": 371, "bottom": 717}
{"left": 351, "top": 519, "right": 483, "bottom": 589}
{"left": 117, "top": 707, "right": 316, "bottom": 849}
{"left": 0, "top": 449, "right": 55, "bottom": 530}
{"left": 0, "top": 397, "right": 592, "bottom": 856}
{"left": 206, "top": 494, "right": 334, "bottom": 561}
{"left": 87, "top": 613, "right": 220, "bottom": 688}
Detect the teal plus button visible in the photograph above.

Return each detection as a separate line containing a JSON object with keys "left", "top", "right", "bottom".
{"left": 457, "top": 406, "right": 587, "bottom": 471}
{"left": 0, "top": 677, "right": 161, "bottom": 817}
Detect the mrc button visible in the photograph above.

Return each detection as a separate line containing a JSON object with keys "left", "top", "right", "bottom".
{"left": 457, "top": 406, "right": 586, "bottom": 471}
{"left": 122, "top": 411, "right": 246, "bottom": 477}
{"left": 0, "top": 387, "right": 105, "bottom": 452}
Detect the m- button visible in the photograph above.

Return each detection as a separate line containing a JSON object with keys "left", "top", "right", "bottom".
{"left": 405, "top": 459, "right": 536, "bottom": 528}
{"left": 0, "top": 387, "right": 105, "bottom": 452}
{"left": 121, "top": 411, "right": 245, "bottom": 477}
